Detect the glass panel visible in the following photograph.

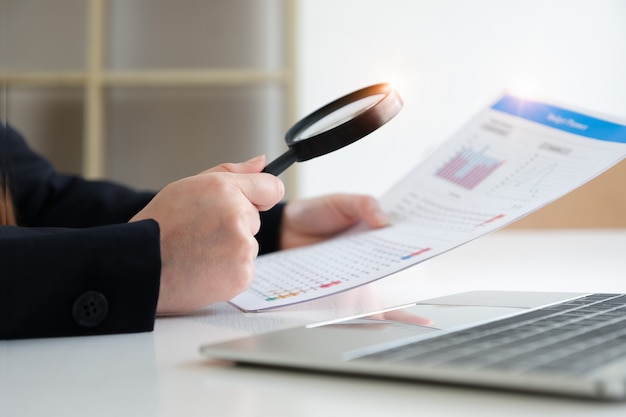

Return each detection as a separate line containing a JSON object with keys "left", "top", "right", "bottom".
{"left": 106, "top": 85, "right": 285, "bottom": 190}
{"left": 2, "top": 87, "right": 84, "bottom": 175}
{"left": 107, "top": 0, "right": 285, "bottom": 70}
{"left": 0, "top": 0, "right": 86, "bottom": 71}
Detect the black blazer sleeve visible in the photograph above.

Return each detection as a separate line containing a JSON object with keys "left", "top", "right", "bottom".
{"left": 0, "top": 123, "right": 163, "bottom": 339}
{"left": 0, "top": 123, "right": 285, "bottom": 339}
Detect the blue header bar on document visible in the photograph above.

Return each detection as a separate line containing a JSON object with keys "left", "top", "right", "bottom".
{"left": 492, "top": 95, "right": 626, "bottom": 144}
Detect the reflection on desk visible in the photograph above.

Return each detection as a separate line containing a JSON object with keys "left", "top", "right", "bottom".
{"left": 2, "top": 230, "right": 626, "bottom": 417}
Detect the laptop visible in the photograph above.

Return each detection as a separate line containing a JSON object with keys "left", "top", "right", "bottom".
{"left": 200, "top": 290, "right": 626, "bottom": 400}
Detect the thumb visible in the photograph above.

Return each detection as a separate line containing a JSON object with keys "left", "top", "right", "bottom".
{"left": 329, "top": 194, "right": 389, "bottom": 229}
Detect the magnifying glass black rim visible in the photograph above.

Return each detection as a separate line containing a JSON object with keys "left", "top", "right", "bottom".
{"left": 286, "top": 82, "right": 403, "bottom": 162}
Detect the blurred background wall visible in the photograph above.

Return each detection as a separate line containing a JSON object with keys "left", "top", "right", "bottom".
{"left": 295, "top": 0, "right": 626, "bottom": 227}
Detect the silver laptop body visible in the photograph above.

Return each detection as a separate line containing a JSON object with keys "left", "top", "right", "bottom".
{"left": 200, "top": 291, "right": 626, "bottom": 400}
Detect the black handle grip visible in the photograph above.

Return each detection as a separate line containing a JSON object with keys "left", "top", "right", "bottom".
{"left": 262, "top": 148, "right": 298, "bottom": 176}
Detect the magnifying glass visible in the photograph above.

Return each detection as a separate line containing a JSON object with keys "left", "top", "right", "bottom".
{"left": 263, "top": 83, "right": 403, "bottom": 176}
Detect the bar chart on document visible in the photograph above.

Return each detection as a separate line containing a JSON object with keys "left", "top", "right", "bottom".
{"left": 230, "top": 94, "right": 626, "bottom": 311}
{"left": 436, "top": 145, "right": 504, "bottom": 190}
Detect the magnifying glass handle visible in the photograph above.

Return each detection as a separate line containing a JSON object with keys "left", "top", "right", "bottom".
{"left": 262, "top": 148, "right": 298, "bottom": 176}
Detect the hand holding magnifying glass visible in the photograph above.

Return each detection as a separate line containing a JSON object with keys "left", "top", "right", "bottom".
{"left": 263, "top": 83, "right": 403, "bottom": 176}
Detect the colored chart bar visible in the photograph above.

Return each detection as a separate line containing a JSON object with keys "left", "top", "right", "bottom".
{"left": 264, "top": 280, "right": 342, "bottom": 302}
{"left": 265, "top": 292, "right": 301, "bottom": 302}
{"left": 436, "top": 146, "right": 504, "bottom": 189}
{"left": 400, "top": 247, "right": 432, "bottom": 260}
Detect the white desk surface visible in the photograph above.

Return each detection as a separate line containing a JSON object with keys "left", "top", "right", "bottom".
{"left": 2, "top": 229, "right": 626, "bottom": 416}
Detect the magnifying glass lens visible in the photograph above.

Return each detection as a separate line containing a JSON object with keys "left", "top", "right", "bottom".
{"left": 295, "top": 94, "right": 385, "bottom": 141}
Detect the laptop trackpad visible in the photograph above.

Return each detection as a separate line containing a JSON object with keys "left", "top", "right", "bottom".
{"left": 355, "top": 304, "right": 526, "bottom": 331}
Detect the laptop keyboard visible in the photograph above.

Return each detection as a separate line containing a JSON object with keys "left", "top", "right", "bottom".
{"left": 358, "top": 293, "right": 626, "bottom": 376}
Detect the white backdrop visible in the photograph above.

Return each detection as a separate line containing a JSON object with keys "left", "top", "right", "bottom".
{"left": 294, "top": 0, "right": 626, "bottom": 198}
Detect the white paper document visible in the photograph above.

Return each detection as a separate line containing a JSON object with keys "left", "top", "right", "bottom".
{"left": 231, "top": 94, "right": 626, "bottom": 311}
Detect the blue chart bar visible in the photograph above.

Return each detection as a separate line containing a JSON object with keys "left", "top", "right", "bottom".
{"left": 436, "top": 146, "right": 504, "bottom": 189}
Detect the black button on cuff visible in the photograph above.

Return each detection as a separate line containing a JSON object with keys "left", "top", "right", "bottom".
{"left": 72, "top": 290, "right": 109, "bottom": 328}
